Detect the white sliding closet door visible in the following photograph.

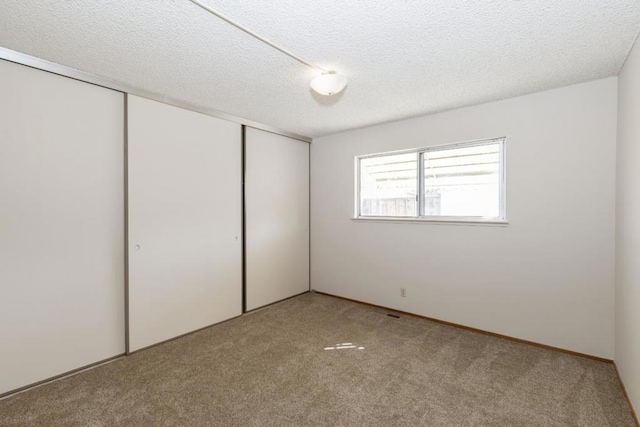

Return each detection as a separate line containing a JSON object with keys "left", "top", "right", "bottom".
{"left": 245, "top": 128, "right": 309, "bottom": 311}
{"left": 127, "top": 95, "right": 242, "bottom": 352}
{"left": 0, "top": 60, "right": 125, "bottom": 395}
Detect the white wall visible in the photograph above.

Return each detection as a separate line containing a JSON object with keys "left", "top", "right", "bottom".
{"left": 616, "top": 38, "right": 640, "bottom": 415}
{"left": 311, "top": 78, "right": 617, "bottom": 359}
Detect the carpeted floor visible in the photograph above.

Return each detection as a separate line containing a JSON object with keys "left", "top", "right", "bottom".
{"left": 0, "top": 292, "right": 635, "bottom": 426}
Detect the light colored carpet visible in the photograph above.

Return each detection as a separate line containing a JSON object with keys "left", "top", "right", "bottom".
{"left": 0, "top": 292, "right": 635, "bottom": 426}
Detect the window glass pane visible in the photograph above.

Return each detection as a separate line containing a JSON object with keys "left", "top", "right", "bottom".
{"left": 423, "top": 142, "right": 500, "bottom": 217}
{"left": 360, "top": 153, "right": 417, "bottom": 217}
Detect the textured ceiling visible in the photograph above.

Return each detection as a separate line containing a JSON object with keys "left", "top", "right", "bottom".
{"left": 0, "top": 1, "right": 639, "bottom": 138}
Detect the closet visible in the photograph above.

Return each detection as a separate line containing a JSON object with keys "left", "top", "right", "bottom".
{"left": 0, "top": 60, "right": 125, "bottom": 395}
{"left": 0, "top": 57, "right": 310, "bottom": 396}
{"left": 127, "top": 95, "right": 242, "bottom": 352}
{"left": 245, "top": 128, "right": 310, "bottom": 310}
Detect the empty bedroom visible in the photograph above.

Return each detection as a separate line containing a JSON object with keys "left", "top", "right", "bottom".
{"left": 0, "top": 1, "right": 639, "bottom": 426}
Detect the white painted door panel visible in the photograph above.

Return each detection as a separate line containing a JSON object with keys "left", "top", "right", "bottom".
{"left": 245, "top": 128, "right": 309, "bottom": 310}
{"left": 0, "top": 60, "right": 125, "bottom": 395}
{"left": 127, "top": 95, "right": 242, "bottom": 352}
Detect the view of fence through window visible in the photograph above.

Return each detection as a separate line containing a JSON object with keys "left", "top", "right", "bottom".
{"left": 360, "top": 152, "right": 418, "bottom": 217}
{"left": 358, "top": 139, "right": 504, "bottom": 220}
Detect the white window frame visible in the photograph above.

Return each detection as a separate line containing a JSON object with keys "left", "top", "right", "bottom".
{"left": 354, "top": 137, "right": 507, "bottom": 225}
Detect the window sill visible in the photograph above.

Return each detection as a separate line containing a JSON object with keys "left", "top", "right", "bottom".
{"left": 352, "top": 217, "right": 509, "bottom": 226}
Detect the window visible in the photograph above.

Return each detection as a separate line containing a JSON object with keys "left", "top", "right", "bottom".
{"left": 356, "top": 138, "right": 506, "bottom": 222}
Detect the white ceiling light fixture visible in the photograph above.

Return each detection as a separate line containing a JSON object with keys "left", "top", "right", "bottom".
{"left": 187, "top": 0, "right": 347, "bottom": 96}
{"left": 310, "top": 71, "right": 348, "bottom": 96}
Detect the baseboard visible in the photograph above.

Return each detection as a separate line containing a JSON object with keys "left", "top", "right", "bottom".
{"left": 127, "top": 313, "right": 244, "bottom": 355}
{"left": 614, "top": 363, "right": 640, "bottom": 426}
{"left": 245, "top": 290, "right": 310, "bottom": 314}
{"left": 317, "top": 291, "right": 640, "bottom": 424}
{"left": 314, "top": 291, "right": 612, "bottom": 364}
{"left": 0, "top": 354, "right": 125, "bottom": 401}
{"left": 129, "top": 291, "right": 311, "bottom": 355}
{"left": 2, "top": 293, "right": 310, "bottom": 400}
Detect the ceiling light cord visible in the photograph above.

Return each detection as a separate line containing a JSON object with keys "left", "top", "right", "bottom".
{"left": 187, "top": 0, "right": 326, "bottom": 72}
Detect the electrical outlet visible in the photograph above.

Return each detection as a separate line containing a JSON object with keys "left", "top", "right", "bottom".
{"left": 400, "top": 287, "right": 407, "bottom": 297}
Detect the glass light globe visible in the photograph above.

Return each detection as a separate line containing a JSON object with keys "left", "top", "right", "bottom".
{"left": 310, "top": 71, "right": 348, "bottom": 96}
